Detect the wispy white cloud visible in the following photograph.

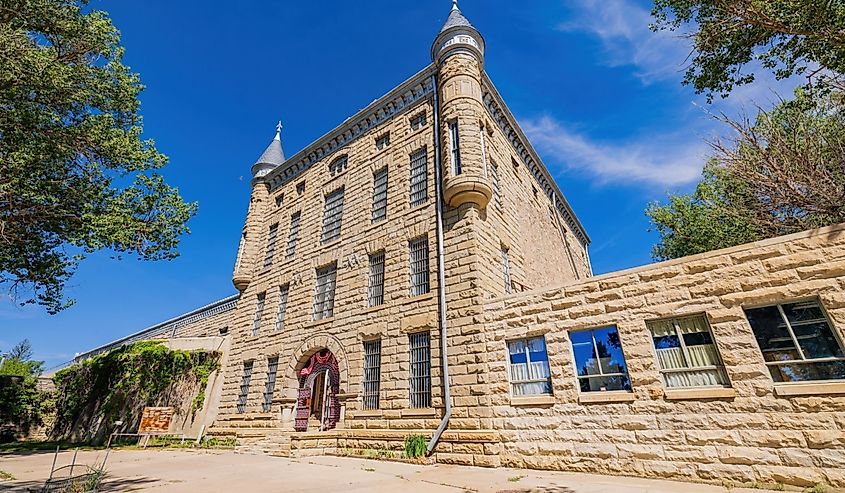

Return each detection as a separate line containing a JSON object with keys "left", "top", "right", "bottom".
{"left": 558, "top": 0, "right": 691, "bottom": 83}
{"left": 560, "top": 0, "right": 805, "bottom": 107}
{"left": 520, "top": 115, "right": 708, "bottom": 187}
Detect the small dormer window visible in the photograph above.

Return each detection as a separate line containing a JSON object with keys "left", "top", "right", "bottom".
{"left": 376, "top": 134, "right": 390, "bottom": 150}
{"left": 296, "top": 181, "right": 306, "bottom": 195}
{"left": 329, "top": 155, "right": 348, "bottom": 176}
{"left": 410, "top": 113, "right": 427, "bottom": 131}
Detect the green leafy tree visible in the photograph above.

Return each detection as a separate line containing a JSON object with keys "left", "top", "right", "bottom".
{"left": 0, "top": 340, "right": 46, "bottom": 436}
{"left": 651, "top": 0, "right": 845, "bottom": 100}
{"left": 648, "top": 88, "right": 845, "bottom": 259}
{"left": 0, "top": 0, "right": 198, "bottom": 313}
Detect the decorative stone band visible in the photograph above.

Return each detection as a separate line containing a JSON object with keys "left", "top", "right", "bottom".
{"left": 432, "top": 30, "right": 485, "bottom": 67}
{"left": 481, "top": 75, "right": 589, "bottom": 248}
{"left": 264, "top": 65, "right": 437, "bottom": 193}
{"left": 443, "top": 174, "right": 493, "bottom": 208}
{"left": 68, "top": 294, "right": 239, "bottom": 365}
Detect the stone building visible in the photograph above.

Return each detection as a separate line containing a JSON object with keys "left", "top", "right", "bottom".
{"left": 69, "top": 2, "right": 845, "bottom": 488}
{"left": 216, "top": 0, "right": 590, "bottom": 447}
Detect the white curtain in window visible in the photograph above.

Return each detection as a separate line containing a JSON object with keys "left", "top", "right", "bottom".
{"left": 652, "top": 317, "right": 729, "bottom": 388}
{"left": 508, "top": 340, "right": 551, "bottom": 396}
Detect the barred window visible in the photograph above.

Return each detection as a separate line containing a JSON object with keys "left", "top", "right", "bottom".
{"left": 262, "top": 357, "right": 278, "bottom": 412}
{"left": 263, "top": 223, "right": 279, "bottom": 267}
{"left": 409, "top": 149, "right": 428, "bottom": 206}
{"left": 376, "top": 133, "right": 390, "bottom": 150}
{"left": 501, "top": 247, "right": 512, "bottom": 294}
{"left": 448, "top": 120, "right": 461, "bottom": 175}
{"left": 745, "top": 300, "right": 845, "bottom": 383}
{"left": 275, "top": 284, "right": 289, "bottom": 331}
{"left": 252, "top": 293, "right": 266, "bottom": 336}
{"left": 368, "top": 251, "right": 385, "bottom": 307}
{"left": 371, "top": 167, "right": 388, "bottom": 223}
{"left": 571, "top": 326, "right": 632, "bottom": 393}
{"left": 648, "top": 315, "right": 729, "bottom": 389}
{"left": 313, "top": 263, "right": 337, "bottom": 320}
{"left": 329, "top": 155, "right": 348, "bottom": 176}
{"left": 490, "top": 159, "right": 502, "bottom": 208}
{"left": 362, "top": 340, "right": 381, "bottom": 410}
{"left": 409, "top": 236, "right": 430, "bottom": 296}
{"left": 508, "top": 337, "right": 552, "bottom": 396}
{"left": 410, "top": 112, "right": 427, "bottom": 130}
{"left": 409, "top": 332, "right": 431, "bottom": 408}
{"left": 321, "top": 187, "right": 345, "bottom": 244}
{"left": 286, "top": 212, "right": 301, "bottom": 258}
{"left": 237, "top": 361, "right": 253, "bottom": 413}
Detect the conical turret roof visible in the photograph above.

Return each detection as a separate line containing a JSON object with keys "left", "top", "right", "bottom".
{"left": 439, "top": 0, "right": 474, "bottom": 33}
{"left": 254, "top": 123, "right": 286, "bottom": 168}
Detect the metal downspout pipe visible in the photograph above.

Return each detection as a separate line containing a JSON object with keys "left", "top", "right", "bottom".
{"left": 427, "top": 71, "right": 452, "bottom": 455}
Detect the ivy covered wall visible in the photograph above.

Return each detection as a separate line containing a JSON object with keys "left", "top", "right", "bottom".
{"left": 52, "top": 341, "right": 219, "bottom": 443}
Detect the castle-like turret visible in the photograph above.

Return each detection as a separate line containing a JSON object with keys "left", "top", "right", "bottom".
{"left": 232, "top": 123, "right": 286, "bottom": 291}
{"left": 432, "top": 0, "right": 493, "bottom": 209}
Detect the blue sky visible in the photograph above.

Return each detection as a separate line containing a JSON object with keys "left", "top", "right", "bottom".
{"left": 2, "top": 0, "right": 798, "bottom": 370}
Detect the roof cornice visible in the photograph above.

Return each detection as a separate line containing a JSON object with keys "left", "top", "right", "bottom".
{"left": 264, "top": 64, "right": 437, "bottom": 192}
{"left": 481, "top": 72, "right": 590, "bottom": 247}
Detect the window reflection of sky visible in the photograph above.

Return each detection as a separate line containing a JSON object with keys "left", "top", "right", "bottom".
{"left": 571, "top": 326, "right": 629, "bottom": 377}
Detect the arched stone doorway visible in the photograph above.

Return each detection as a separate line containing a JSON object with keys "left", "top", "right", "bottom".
{"left": 294, "top": 349, "right": 340, "bottom": 431}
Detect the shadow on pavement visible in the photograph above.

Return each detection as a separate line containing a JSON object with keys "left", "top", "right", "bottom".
{"left": 3, "top": 475, "right": 160, "bottom": 493}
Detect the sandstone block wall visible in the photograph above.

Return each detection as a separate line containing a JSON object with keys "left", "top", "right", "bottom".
{"left": 218, "top": 96, "right": 450, "bottom": 430}
{"left": 483, "top": 223, "right": 845, "bottom": 488}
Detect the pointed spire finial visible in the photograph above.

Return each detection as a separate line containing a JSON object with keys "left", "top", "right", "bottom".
{"left": 274, "top": 120, "right": 282, "bottom": 140}
{"left": 451, "top": 0, "right": 458, "bottom": 11}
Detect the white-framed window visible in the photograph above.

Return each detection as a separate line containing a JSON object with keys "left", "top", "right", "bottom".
{"left": 329, "top": 155, "right": 348, "bottom": 176}
{"left": 410, "top": 112, "right": 427, "bottom": 130}
{"left": 570, "top": 326, "right": 632, "bottom": 392}
{"left": 252, "top": 293, "right": 266, "bottom": 336}
{"left": 321, "top": 187, "right": 345, "bottom": 244}
{"left": 647, "top": 315, "right": 730, "bottom": 388}
{"left": 409, "top": 236, "right": 430, "bottom": 296}
{"left": 376, "top": 133, "right": 390, "bottom": 150}
{"left": 409, "top": 148, "right": 428, "bottom": 206}
{"left": 262, "top": 356, "right": 278, "bottom": 412}
{"left": 448, "top": 120, "right": 461, "bottom": 175}
{"left": 371, "top": 167, "right": 388, "bottom": 223}
{"left": 275, "top": 284, "right": 289, "bottom": 331}
{"left": 263, "top": 223, "right": 278, "bottom": 267}
{"left": 368, "top": 251, "right": 385, "bottom": 307}
{"left": 313, "top": 263, "right": 337, "bottom": 320}
{"left": 501, "top": 246, "right": 512, "bottom": 294}
{"left": 362, "top": 339, "right": 381, "bottom": 410}
{"left": 490, "top": 159, "right": 502, "bottom": 208}
{"left": 285, "top": 212, "right": 301, "bottom": 258}
{"left": 237, "top": 360, "right": 253, "bottom": 413}
{"left": 409, "top": 332, "right": 431, "bottom": 408}
{"left": 745, "top": 299, "right": 845, "bottom": 383}
{"left": 507, "top": 337, "right": 552, "bottom": 396}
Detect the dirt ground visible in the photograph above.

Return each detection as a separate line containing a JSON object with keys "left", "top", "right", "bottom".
{"left": 0, "top": 449, "right": 786, "bottom": 492}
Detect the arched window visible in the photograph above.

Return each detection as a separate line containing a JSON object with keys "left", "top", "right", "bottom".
{"left": 329, "top": 155, "right": 348, "bottom": 176}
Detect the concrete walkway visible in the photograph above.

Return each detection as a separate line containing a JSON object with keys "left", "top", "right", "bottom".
{"left": 0, "top": 449, "right": 784, "bottom": 493}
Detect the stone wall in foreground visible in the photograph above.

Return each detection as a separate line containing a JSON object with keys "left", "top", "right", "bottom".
{"left": 482, "top": 223, "right": 845, "bottom": 488}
